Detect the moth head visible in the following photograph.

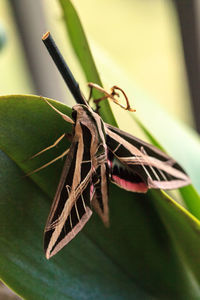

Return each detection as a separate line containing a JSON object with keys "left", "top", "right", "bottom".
{"left": 72, "top": 104, "right": 92, "bottom": 122}
{"left": 71, "top": 108, "right": 77, "bottom": 122}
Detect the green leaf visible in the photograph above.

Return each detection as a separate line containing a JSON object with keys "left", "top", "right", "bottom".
{"left": 58, "top": 0, "right": 117, "bottom": 126}
{"left": 1, "top": 96, "right": 200, "bottom": 299}
{"left": 152, "top": 189, "right": 200, "bottom": 291}
{"left": 180, "top": 185, "right": 200, "bottom": 219}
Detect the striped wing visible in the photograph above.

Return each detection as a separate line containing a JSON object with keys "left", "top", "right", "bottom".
{"left": 44, "top": 133, "right": 93, "bottom": 259}
{"left": 106, "top": 124, "right": 191, "bottom": 192}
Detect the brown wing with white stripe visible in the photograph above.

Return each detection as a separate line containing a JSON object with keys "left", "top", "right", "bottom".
{"left": 106, "top": 124, "right": 191, "bottom": 192}
{"left": 44, "top": 122, "right": 94, "bottom": 259}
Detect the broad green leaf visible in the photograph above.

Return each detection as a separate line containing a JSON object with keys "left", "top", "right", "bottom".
{"left": 58, "top": 0, "right": 116, "bottom": 126}
{"left": 180, "top": 185, "right": 200, "bottom": 219}
{"left": 152, "top": 189, "right": 200, "bottom": 293}
{"left": 1, "top": 96, "right": 200, "bottom": 299}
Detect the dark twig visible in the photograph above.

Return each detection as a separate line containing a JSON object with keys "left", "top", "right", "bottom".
{"left": 42, "top": 32, "right": 86, "bottom": 105}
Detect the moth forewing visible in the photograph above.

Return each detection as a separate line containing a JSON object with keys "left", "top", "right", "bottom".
{"left": 44, "top": 104, "right": 109, "bottom": 259}
{"left": 44, "top": 137, "right": 93, "bottom": 259}
{"left": 44, "top": 110, "right": 91, "bottom": 259}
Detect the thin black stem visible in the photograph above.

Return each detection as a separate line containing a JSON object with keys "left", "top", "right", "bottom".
{"left": 42, "top": 32, "right": 87, "bottom": 105}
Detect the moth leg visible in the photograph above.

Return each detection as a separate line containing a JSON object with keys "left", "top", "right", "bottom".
{"left": 87, "top": 82, "right": 135, "bottom": 112}
{"left": 26, "top": 148, "right": 69, "bottom": 177}
{"left": 87, "top": 84, "right": 107, "bottom": 113}
{"left": 29, "top": 133, "right": 66, "bottom": 160}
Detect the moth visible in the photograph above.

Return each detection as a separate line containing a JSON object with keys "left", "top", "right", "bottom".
{"left": 39, "top": 32, "right": 191, "bottom": 259}
{"left": 36, "top": 96, "right": 190, "bottom": 259}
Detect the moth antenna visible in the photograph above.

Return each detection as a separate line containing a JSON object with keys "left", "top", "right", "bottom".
{"left": 41, "top": 97, "right": 74, "bottom": 124}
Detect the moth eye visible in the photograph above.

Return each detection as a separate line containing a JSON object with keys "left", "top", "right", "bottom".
{"left": 71, "top": 110, "right": 77, "bottom": 122}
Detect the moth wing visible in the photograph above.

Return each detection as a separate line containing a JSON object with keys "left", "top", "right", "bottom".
{"left": 106, "top": 124, "right": 191, "bottom": 191}
{"left": 107, "top": 148, "right": 148, "bottom": 193}
{"left": 44, "top": 140, "right": 93, "bottom": 259}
